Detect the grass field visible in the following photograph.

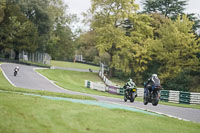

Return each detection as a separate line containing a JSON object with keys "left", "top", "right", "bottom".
{"left": 0, "top": 92, "right": 200, "bottom": 133}
{"left": 37, "top": 69, "right": 124, "bottom": 99}
{"left": 51, "top": 60, "right": 100, "bottom": 71}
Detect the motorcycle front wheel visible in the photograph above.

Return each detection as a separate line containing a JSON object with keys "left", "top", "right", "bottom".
{"left": 130, "top": 92, "right": 135, "bottom": 103}
{"left": 152, "top": 92, "right": 159, "bottom": 106}
{"left": 14, "top": 71, "right": 17, "bottom": 76}
{"left": 124, "top": 90, "right": 128, "bottom": 102}
{"left": 124, "top": 95, "right": 127, "bottom": 102}
{"left": 143, "top": 96, "right": 148, "bottom": 105}
{"left": 143, "top": 90, "right": 149, "bottom": 105}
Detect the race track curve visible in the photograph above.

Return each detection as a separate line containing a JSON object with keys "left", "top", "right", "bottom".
{"left": 1, "top": 63, "right": 200, "bottom": 123}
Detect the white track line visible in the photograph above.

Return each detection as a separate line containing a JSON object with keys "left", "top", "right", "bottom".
{"left": 33, "top": 67, "right": 72, "bottom": 92}
{"left": 0, "top": 63, "right": 16, "bottom": 87}
{"left": 103, "top": 100, "right": 190, "bottom": 122}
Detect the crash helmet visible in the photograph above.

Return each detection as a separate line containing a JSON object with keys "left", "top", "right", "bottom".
{"left": 16, "top": 66, "right": 19, "bottom": 69}
{"left": 152, "top": 74, "right": 158, "bottom": 79}
{"left": 129, "top": 78, "right": 133, "bottom": 82}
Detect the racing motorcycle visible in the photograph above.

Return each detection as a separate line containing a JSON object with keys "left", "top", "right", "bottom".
{"left": 14, "top": 67, "right": 19, "bottom": 76}
{"left": 143, "top": 84, "right": 161, "bottom": 106}
{"left": 124, "top": 85, "right": 137, "bottom": 103}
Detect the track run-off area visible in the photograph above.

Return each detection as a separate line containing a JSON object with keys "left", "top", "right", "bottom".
{"left": 1, "top": 63, "right": 200, "bottom": 123}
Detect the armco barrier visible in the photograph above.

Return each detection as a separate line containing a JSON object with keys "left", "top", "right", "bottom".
{"left": 160, "top": 90, "right": 169, "bottom": 102}
{"left": 137, "top": 88, "right": 144, "bottom": 97}
{"left": 88, "top": 72, "right": 200, "bottom": 105}
{"left": 119, "top": 88, "right": 124, "bottom": 95}
{"left": 98, "top": 71, "right": 114, "bottom": 86}
{"left": 85, "top": 80, "right": 106, "bottom": 92}
{"left": 107, "top": 85, "right": 120, "bottom": 94}
{"left": 159, "top": 90, "right": 200, "bottom": 105}
{"left": 179, "top": 92, "right": 190, "bottom": 104}
{"left": 190, "top": 93, "right": 200, "bottom": 104}
{"left": 168, "top": 91, "right": 180, "bottom": 103}
{"left": 85, "top": 80, "right": 91, "bottom": 88}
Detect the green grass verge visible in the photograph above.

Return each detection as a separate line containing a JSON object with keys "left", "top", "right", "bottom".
{"left": 37, "top": 69, "right": 124, "bottom": 99}
{"left": 51, "top": 60, "right": 100, "bottom": 71}
{"left": 21, "top": 60, "right": 51, "bottom": 68}
{"left": 0, "top": 92, "right": 199, "bottom": 133}
{"left": 159, "top": 101, "right": 200, "bottom": 109}
{"left": 0, "top": 67, "right": 95, "bottom": 100}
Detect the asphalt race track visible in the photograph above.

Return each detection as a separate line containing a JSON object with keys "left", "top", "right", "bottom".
{"left": 1, "top": 63, "right": 200, "bottom": 123}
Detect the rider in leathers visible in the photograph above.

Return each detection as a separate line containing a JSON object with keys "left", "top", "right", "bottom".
{"left": 125, "top": 79, "right": 136, "bottom": 89}
{"left": 144, "top": 74, "right": 161, "bottom": 96}
{"left": 124, "top": 78, "right": 137, "bottom": 97}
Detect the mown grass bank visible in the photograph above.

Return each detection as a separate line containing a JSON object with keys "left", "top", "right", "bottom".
{"left": 51, "top": 60, "right": 100, "bottom": 71}
{"left": 0, "top": 92, "right": 200, "bottom": 133}
{"left": 37, "top": 69, "right": 124, "bottom": 99}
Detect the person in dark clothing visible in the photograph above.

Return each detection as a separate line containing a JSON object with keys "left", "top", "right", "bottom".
{"left": 144, "top": 74, "right": 161, "bottom": 96}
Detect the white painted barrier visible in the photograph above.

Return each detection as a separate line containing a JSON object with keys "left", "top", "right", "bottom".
{"left": 190, "top": 93, "right": 200, "bottom": 104}
{"left": 137, "top": 88, "right": 144, "bottom": 97}
{"left": 168, "top": 91, "right": 180, "bottom": 103}
{"left": 85, "top": 80, "right": 106, "bottom": 92}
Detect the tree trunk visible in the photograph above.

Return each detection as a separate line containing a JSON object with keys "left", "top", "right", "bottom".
{"left": 108, "top": 67, "right": 113, "bottom": 78}
{"left": 14, "top": 49, "right": 19, "bottom": 61}
{"left": 108, "top": 67, "right": 115, "bottom": 78}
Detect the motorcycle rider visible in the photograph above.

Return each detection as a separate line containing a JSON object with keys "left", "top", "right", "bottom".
{"left": 14, "top": 66, "right": 19, "bottom": 74}
{"left": 124, "top": 78, "right": 137, "bottom": 96}
{"left": 124, "top": 78, "right": 136, "bottom": 90}
{"left": 144, "top": 74, "right": 161, "bottom": 96}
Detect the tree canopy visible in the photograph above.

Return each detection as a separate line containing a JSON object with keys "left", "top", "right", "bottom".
{"left": 0, "top": 0, "right": 199, "bottom": 91}
{"left": 142, "top": 0, "right": 188, "bottom": 19}
{"left": 0, "top": 0, "right": 76, "bottom": 60}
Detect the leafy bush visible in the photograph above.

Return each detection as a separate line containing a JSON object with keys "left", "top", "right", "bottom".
{"left": 163, "top": 71, "right": 191, "bottom": 91}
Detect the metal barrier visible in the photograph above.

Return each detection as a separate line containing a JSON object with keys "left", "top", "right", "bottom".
{"left": 190, "top": 93, "right": 200, "bottom": 104}
{"left": 168, "top": 91, "right": 180, "bottom": 103}
{"left": 179, "top": 92, "right": 190, "bottom": 104}
{"left": 160, "top": 90, "right": 200, "bottom": 105}
{"left": 160, "top": 90, "right": 169, "bottom": 102}
{"left": 88, "top": 72, "right": 200, "bottom": 105}
{"left": 85, "top": 80, "right": 106, "bottom": 92}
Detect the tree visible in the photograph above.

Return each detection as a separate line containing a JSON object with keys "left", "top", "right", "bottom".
{"left": 127, "top": 14, "right": 154, "bottom": 82}
{"left": 150, "top": 15, "right": 200, "bottom": 80}
{"left": 88, "top": 0, "right": 139, "bottom": 77}
{"left": 0, "top": 0, "right": 6, "bottom": 23}
{"left": 76, "top": 30, "right": 98, "bottom": 62}
{"left": 142, "top": 0, "right": 188, "bottom": 19}
{"left": 47, "top": 23, "right": 74, "bottom": 60}
{"left": 0, "top": 2, "right": 38, "bottom": 60}
{"left": 148, "top": 13, "right": 170, "bottom": 38}
{"left": 17, "top": 0, "right": 53, "bottom": 52}
{"left": 46, "top": 0, "right": 77, "bottom": 60}
{"left": 187, "top": 13, "right": 200, "bottom": 35}
{"left": 0, "top": 0, "right": 77, "bottom": 61}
